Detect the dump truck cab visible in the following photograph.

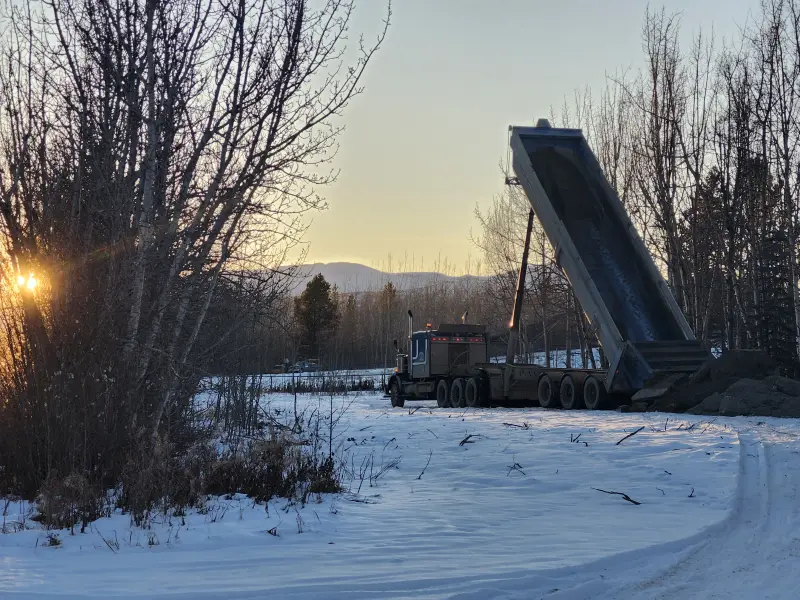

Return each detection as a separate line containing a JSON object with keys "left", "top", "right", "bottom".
{"left": 417, "top": 324, "right": 488, "bottom": 378}
{"left": 386, "top": 323, "right": 488, "bottom": 407}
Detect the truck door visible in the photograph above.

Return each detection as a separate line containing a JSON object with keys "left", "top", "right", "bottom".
{"left": 411, "top": 333, "right": 429, "bottom": 379}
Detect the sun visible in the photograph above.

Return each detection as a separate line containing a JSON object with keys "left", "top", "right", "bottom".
{"left": 16, "top": 273, "right": 37, "bottom": 292}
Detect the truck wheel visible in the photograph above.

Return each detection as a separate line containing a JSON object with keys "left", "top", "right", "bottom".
{"left": 465, "top": 377, "right": 483, "bottom": 408}
{"left": 559, "top": 375, "right": 584, "bottom": 410}
{"left": 389, "top": 380, "right": 405, "bottom": 408}
{"left": 537, "top": 374, "right": 560, "bottom": 408}
{"left": 436, "top": 379, "right": 450, "bottom": 408}
{"left": 583, "top": 376, "right": 606, "bottom": 410}
{"left": 450, "top": 378, "right": 466, "bottom": 408}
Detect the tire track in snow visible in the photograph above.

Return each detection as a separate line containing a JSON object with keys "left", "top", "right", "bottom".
{"left": 598, "top": 434, "right": 800, "bottom": 600}
{"left": 453, "top": 432, "right": 800, "bottom": 600}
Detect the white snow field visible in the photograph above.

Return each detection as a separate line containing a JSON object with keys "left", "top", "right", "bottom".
{"left": 2, "top": 392, "right": 799, "bottom": 599}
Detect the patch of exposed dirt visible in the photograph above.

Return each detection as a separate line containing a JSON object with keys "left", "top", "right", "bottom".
{"left": 687, "top": 375, "right": 800, "bottom": 418}
{"left": 648, "top": 350, "right": 780, "bottom": 414}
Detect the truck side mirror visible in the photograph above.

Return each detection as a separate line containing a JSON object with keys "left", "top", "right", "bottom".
{"left": 393, "top": 339, "right": 398, "bottom": 351}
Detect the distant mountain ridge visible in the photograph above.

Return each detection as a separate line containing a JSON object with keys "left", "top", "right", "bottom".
{"left": 289, "top": 262, "right": 488, "bottom": 294}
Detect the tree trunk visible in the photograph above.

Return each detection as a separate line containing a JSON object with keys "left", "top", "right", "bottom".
{"left": 123, "top": 0, "right": 159, "bottom": 360}
{"left": 565, "top": 293, "right": 572, "bottom": 368}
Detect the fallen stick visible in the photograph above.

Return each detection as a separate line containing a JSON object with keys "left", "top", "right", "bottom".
{"left": 341, "top": 493, "right": 379, "bottom": 504}
{"left": 570, "top": 432, "right": 588, "bottom": 446}
{"left": 701, "top": 418, "right": 718, "bottom": 433}
{"left": 616, "top": 426, "right": 645, "bottom": 446}
{"left": 591, "top": 487, "right": 642, "bottom": 505}
{"left": 459, "top": 434, "right": 476, "bottom": 446}
{"left": 417, "top": 450, "right": 433, "bottom": 480}
{"left": 506, "top": 462, "right": 526, "bottom": 476}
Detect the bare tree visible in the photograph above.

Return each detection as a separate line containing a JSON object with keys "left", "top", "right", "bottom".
{"left": 0, "top": 0, "right": 390, "bottom": 495}
{"left": 630, "top": 8, "right": 690, "bottom": 311}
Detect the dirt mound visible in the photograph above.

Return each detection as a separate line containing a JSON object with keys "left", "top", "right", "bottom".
{"left": 691, "top": 350, "right": 779, "bottom": 384}
{"left": 687, "top": 375, "right": 800, "bottom": 418}
{"left": 649, "top": 350, "right": 779, "bottom": 414}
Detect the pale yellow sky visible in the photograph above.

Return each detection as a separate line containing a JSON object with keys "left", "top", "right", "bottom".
{"left": 294, "top": 0, "right": 752, "bottom": 274}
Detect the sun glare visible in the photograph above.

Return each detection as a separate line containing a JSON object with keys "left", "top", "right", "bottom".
{"left": 15, "top": 273, "right": 37, "bottom": 292}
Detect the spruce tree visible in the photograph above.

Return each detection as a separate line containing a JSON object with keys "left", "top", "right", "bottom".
{"left": 294, "top": 274, "right": 340, "bottom": 359}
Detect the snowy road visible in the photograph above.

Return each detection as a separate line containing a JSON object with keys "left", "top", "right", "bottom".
{"left": 609, "top": 432, "right": 800, "bottom": 600}
{"left": 464, "top": 431, "right": 800, "bottom": 600}
{"left": 1, "top": 393, "right": 799, "bottom": 599}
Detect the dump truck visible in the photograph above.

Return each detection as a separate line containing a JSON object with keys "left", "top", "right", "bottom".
{"left": 385, "top": 119, "right": 711, "bottom": 410}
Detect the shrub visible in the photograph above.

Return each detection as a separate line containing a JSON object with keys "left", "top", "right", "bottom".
{"left": 17, "top": 393, "right": 348, "bottom": 531}
{"left": 33, "top": 473, "right": 104, "bottom": 532}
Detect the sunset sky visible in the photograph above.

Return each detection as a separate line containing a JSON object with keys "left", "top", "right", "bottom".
{"left": 295, "top": 0, "right": 753, "bottom": 274}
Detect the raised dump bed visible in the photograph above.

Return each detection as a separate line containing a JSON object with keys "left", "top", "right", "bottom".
{"left": 508, "top": 121, "right": 710, "bottom": 394}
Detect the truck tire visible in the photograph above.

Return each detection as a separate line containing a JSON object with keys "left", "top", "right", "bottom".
{"left": 450, "top": 378, "right": 466, "bottom": 408}
{"left": 436, "top": 379, "right": 450, "bottom": 408}
{"left": 389, "top": 380, "right": 404, "bottom": 408}
{"left": 465, "top": 377, "right": 483, "bottom": 408}
{"left": 559, "top": 375, "right": 584, "bottom": 410}
{"left": 537, "top": 374, "right": 560, "bottom": 408}
{"left": 583, "top": 376, "right": 606, "bottom": 410}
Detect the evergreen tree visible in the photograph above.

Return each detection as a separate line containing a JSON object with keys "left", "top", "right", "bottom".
{"left": 340, "top": 294, "right": 358, "bottom": 368}
{"left": 294, "top": 274, "right": 340, "bottom": 359}
{"left": 759, "top": 227, "right": 798, "bottom": 373}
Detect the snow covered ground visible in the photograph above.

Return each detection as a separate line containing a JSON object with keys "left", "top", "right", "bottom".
{"left": 2, "top": 392, "right": 799, "bottom": 599}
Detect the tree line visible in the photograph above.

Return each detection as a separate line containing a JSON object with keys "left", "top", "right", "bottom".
{"left": 222, "top": 261, "right": 601, "bottom": 375}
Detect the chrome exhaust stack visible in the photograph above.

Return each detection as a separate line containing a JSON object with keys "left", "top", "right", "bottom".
{"left": 407, "top": 309, "right": 413, "bottom": 360}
